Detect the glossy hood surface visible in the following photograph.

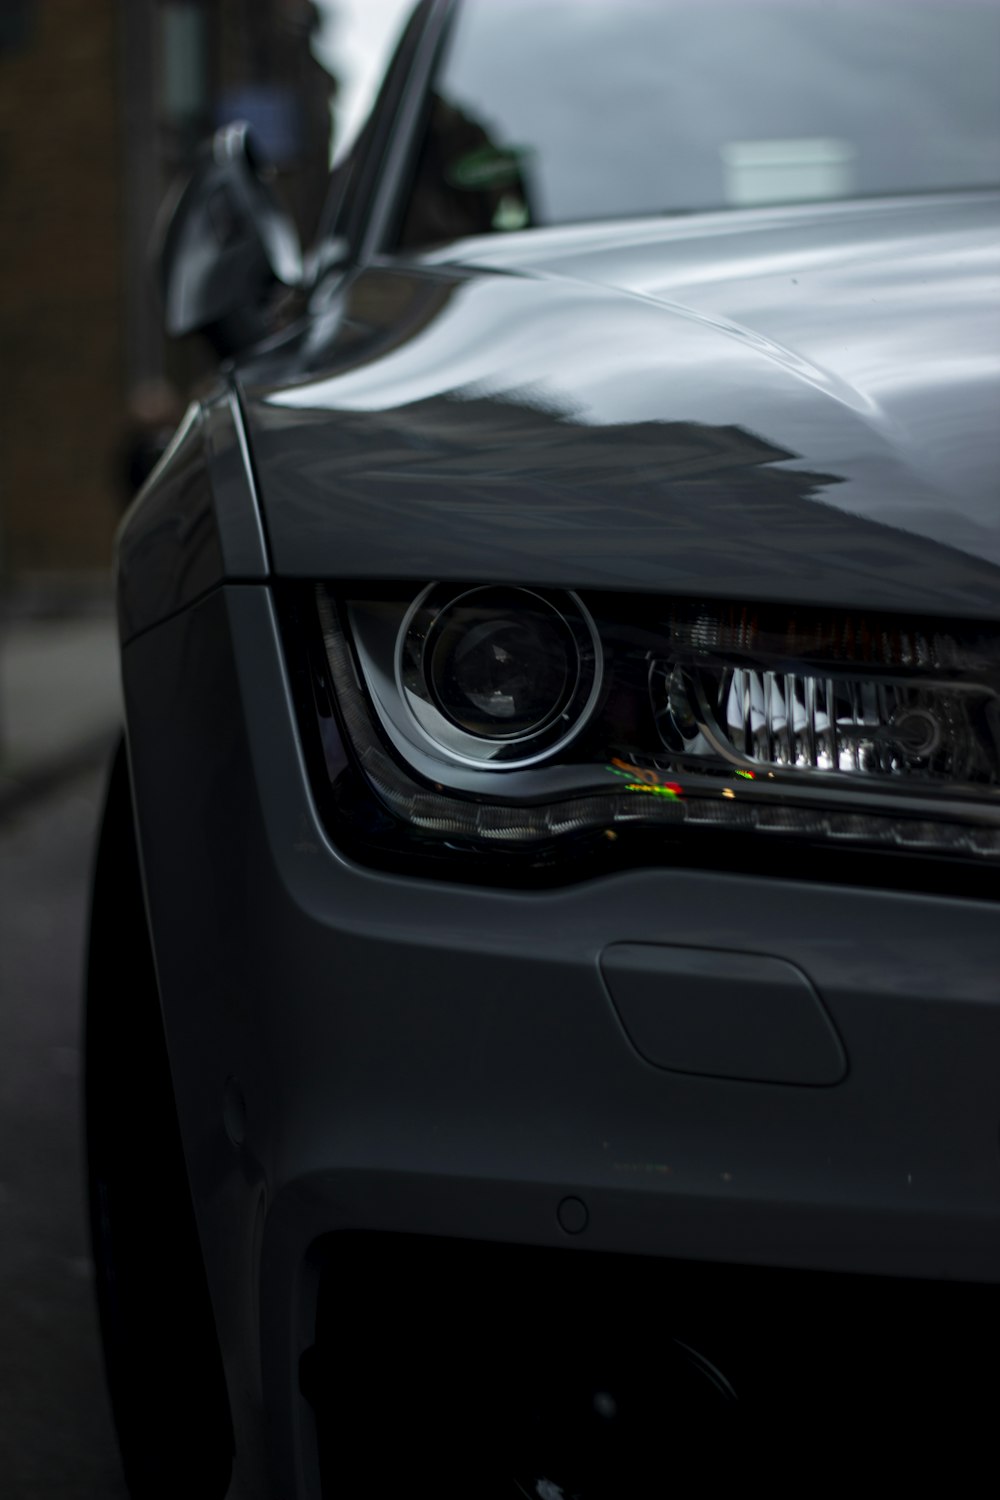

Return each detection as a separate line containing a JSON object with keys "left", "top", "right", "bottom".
{"left": 242, "top": 192, "right": 1000, "bottom": 617}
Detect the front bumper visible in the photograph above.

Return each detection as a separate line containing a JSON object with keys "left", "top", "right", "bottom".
{"left": 123, "top": 585, "right": 1000, "bottom": 1496}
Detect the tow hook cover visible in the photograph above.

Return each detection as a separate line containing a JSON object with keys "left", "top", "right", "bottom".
{"left": 600, "top": 944, "right": 847, "bottom": 1086}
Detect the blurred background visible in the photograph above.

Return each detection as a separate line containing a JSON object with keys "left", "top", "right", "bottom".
{"left": 0, "top": 0, "right": 412, "bottom": 599}
{"left": 0, "top": 3, "right": 408, "bottom": 1493}
{"left": 0, "top": 0, "right": 411, "bottom": 801}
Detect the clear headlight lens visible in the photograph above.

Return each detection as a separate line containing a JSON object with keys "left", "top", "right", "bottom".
{"left": 315, "top": 585, "right": 1000, "bottom": 862}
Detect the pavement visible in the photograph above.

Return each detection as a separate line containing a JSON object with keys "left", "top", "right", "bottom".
{"left": 0, "top": 583, "right": 122, "bottom": 820}
{"left": 0, "top": 767, "right": 130, "bottom": 1496}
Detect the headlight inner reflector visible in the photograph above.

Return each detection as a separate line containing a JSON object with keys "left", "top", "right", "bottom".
{"left": 653, "top": 662, "right": 999, "bottom": 786}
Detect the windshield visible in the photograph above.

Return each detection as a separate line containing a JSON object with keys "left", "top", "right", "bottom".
{"left": 397, "top": 0, "right": 1000, "bottom": 247}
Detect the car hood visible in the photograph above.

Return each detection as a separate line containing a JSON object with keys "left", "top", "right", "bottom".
{"left": 243, "top": 193, "right": 1000, "bottom": 617}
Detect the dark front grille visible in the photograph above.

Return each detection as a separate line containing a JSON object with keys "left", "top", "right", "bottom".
{"left": 304, "top": 1233, "right": 1000, "bottom": 1494}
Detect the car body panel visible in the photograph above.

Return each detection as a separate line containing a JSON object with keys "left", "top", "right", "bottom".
{"left": 122, "top": 582, "right": 1000, "bottom": 1493}
{"left": 117, "top": 385, "right": 269, "bottom": 643}
{"left": 100, "top": 3, "right": 1000, "bottom": 1487}
{"left": 240, "top": 193, "right": 1000, "bottom": 616}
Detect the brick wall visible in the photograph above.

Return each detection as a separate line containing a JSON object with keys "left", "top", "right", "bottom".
{"left": 0, "top": 0, "right": 122, "bottom": 578}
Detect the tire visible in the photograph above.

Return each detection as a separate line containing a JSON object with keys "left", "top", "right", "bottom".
{"left": 85, "top": 741, "right": 233, "bottom": 1499}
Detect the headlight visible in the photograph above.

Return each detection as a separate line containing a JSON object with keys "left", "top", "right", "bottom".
{"left": 311, "top": 584, "right": 1000, "bottom": 867}
{"left": 399, "top": 584, "right": 602, "bottom": 765}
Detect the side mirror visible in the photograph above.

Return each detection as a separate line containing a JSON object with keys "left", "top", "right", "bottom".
{"left": 157, "top": 121, "right": 303, "bottom": 357}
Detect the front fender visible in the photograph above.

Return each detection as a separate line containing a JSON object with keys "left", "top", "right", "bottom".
{"left": 116, "top": 385, "right": 269, "bottom": 644}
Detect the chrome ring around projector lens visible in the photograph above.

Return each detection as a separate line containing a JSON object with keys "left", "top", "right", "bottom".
{"left": 397, "top": 584, "right": 603, "bottom": 768}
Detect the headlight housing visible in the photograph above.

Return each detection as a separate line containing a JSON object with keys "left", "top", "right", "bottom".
{"left": 308, "top": 583, "right": 1000, "bottom": 871}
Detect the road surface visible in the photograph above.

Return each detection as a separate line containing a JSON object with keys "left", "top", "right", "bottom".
{"left": 0, "top": 766, "right": 128, "bottom": 1497}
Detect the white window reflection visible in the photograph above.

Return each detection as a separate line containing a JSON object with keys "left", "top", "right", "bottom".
{"left": 312, "top": 0, "right": 415, "bottom": 164}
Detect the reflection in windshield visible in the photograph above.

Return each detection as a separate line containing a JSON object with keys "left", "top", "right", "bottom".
{"left": 399, "top": 0, "right": 1000, "bottom": 247}
{"left": 399, "top": 95, "right": 535, "bottom": 246}
{"left": 312, "top": 0, "right": 416, "bottom": 163}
